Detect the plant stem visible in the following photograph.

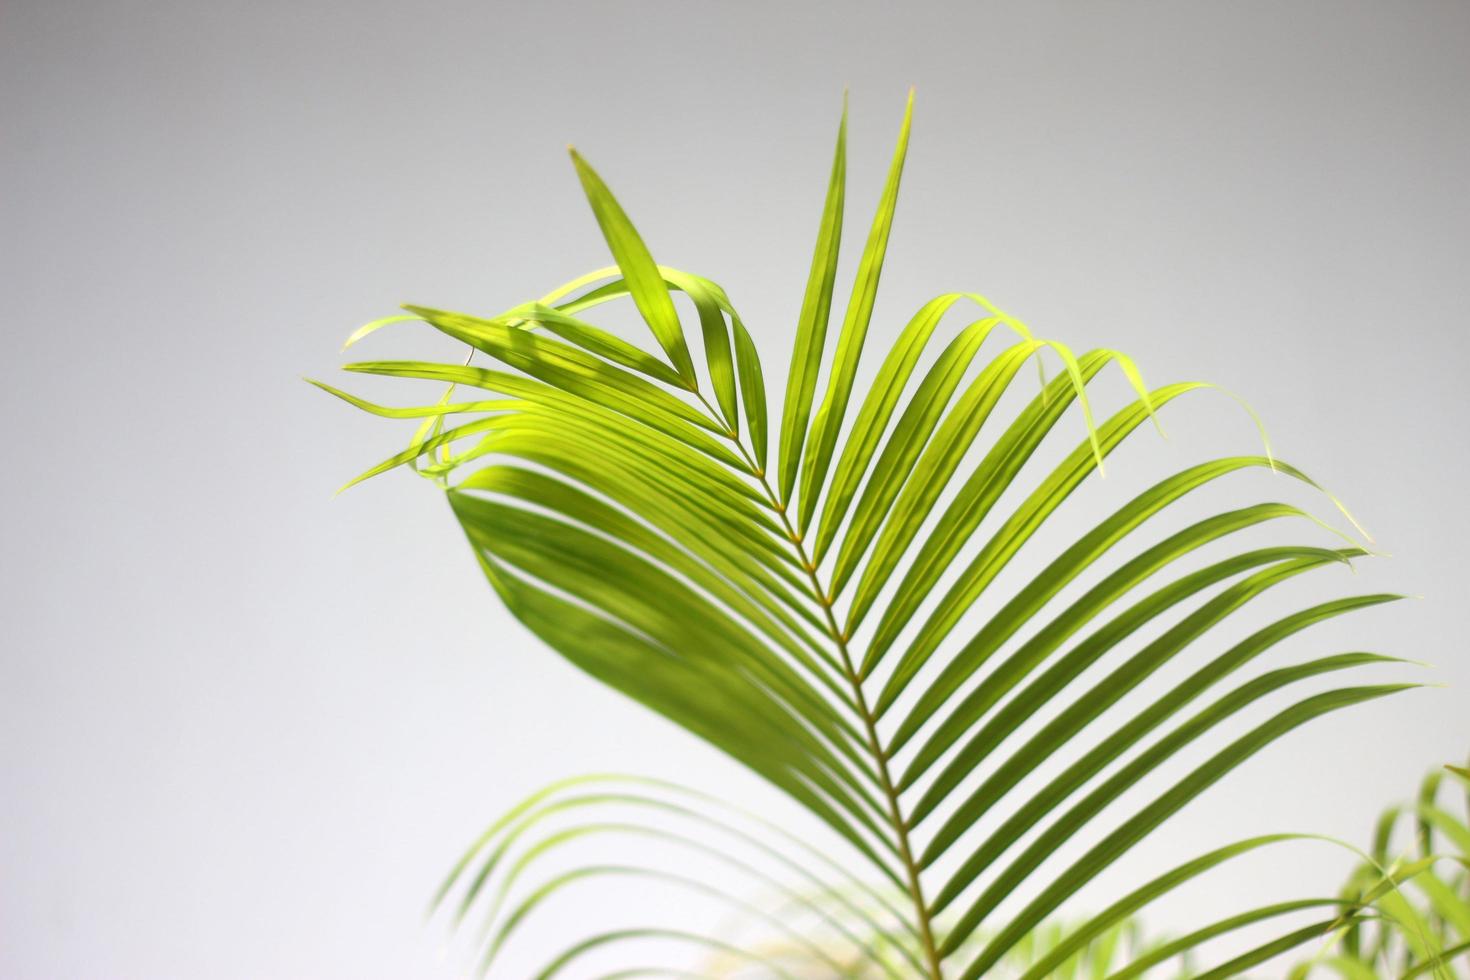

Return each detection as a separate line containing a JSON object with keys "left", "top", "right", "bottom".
{"left": 779, "top": 506, "right": 945, "bottom": 980}
{"left": 706, "top": 406, "right": 943, "bottom": 980}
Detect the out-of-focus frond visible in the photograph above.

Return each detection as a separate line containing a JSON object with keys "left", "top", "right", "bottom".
{"left": 1290, "top": 761, "right": 1470, "bottom": 980}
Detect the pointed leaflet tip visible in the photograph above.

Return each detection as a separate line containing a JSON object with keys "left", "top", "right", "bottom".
{"left": 565, "top": 144, "right": 699, "bottom": 385}
{"left": 775, "top": 93, "right": 849, "bottom": 504}
{"left": 791, "top": 88, "right": 916, "bottom": 529}
{"left": 341, "top": 312, "right": 422, "bottom": 351}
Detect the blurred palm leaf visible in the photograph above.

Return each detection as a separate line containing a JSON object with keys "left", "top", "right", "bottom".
{"left": 319, "top": 93, "right": 1420, "bottom": 977}
{"left": 1290, "top": 761, "right": 1470, "bottom": 979}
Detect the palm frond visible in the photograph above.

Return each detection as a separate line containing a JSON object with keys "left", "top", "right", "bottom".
{"left": 435, "top": 775, "right": 922, "bottom": 978}
{"left": 319, "top": 94, "right": 1419, "bottom": 977}
{"left": 1290, "top": 761, "right": 1470, "bottom": 979}
{"left": 433, "top": 773, "right": 1230, "bottom": 978}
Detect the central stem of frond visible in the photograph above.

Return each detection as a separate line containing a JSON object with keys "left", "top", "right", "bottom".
{"left": 712, "top": 411, "right": 944, "bottom": 980}
{"left": 782, "top": 521, "right": 944, "bottom": 980}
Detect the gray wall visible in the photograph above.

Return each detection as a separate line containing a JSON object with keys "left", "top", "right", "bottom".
{"left": 3, "top": 1, "right": 1467, "bottom": 977}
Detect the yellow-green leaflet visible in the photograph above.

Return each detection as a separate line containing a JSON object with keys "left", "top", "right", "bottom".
{"left": 568, "top": 149, "right": 698, "bottom": 387}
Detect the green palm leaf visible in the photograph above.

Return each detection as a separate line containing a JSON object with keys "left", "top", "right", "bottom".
{"left": 1293, "top": 761, "right": 1470, "bottom": 979}
{"left": 319, "top": 95, "right": 1419, "bottom": 977}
